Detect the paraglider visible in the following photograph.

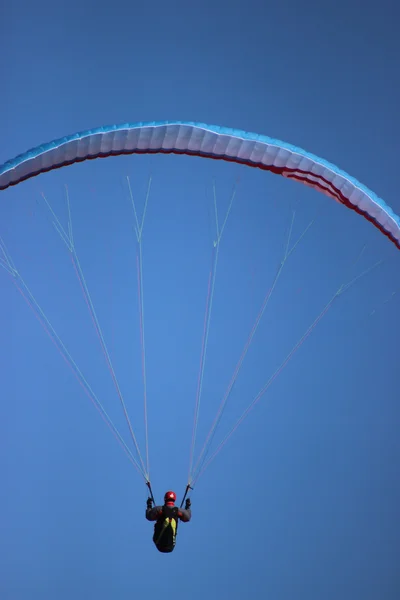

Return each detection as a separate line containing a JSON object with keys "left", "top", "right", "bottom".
{"left": 146, "top": 491, "right": 192, "bottom": 553}
{"left": 1, "top": 121, "right": 399, "bottom": 554}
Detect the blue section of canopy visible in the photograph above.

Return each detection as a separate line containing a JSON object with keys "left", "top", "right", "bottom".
{"left": 1, "top": 121, "right": 399, "bottom": 248}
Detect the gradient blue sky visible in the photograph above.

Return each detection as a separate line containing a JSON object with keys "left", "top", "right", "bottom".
{"left": 1, "top": 1, "right": 399, "bottom": 598}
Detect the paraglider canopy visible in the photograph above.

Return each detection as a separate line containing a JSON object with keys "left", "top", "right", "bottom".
{"left": 0, "top": 121, "right": 399, "bottom": 249}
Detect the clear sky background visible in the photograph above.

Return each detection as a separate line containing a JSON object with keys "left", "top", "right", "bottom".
{"left": 1, "top": 1, "right": 399, "bottom": 599}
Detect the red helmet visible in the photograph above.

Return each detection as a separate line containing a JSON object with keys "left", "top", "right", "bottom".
{"left": 164, "top": 491, "right": 176, "bottom": 503}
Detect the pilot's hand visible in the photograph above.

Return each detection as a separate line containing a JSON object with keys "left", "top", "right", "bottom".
{"left": 146, "top": 497, "right": 153, "bottom": 509}
{"left": 185, "top": 498, "right": 191, "bottom": 510}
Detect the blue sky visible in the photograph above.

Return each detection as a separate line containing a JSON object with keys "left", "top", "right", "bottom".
{"left": 1, "top": 1, "right": 399, "bottom": 598}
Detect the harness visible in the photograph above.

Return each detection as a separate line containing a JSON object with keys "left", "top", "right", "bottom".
{"left": 154, "top": 505, "right": 179, "bottom": 550}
